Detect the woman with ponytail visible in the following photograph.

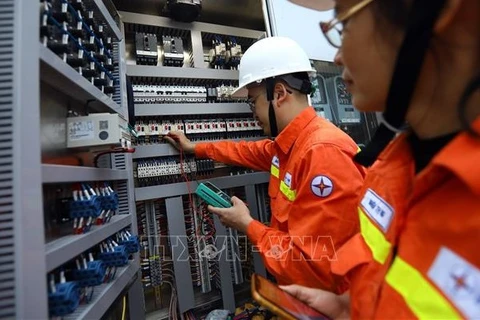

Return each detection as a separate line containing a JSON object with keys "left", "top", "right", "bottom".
{"left": 280, "top": 0, "right": 480, "bottom": 318}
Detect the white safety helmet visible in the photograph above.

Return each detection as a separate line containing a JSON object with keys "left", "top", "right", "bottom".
{"left": 232, "top": 36, "right": 315, "bottom": 96}
{"left": 287, "top": 0, "right": 335, "bottom": 11}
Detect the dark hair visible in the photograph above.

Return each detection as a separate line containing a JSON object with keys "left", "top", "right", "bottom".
{"left": 372, "top": 1, "right": 410, "bottom": 29}
{"left": 372, "top": 0, "right": 480, "bottom": 136}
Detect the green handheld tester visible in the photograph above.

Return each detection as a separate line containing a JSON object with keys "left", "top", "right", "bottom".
{"left": 195, "top": 182, "right": 232, "bottom": 208}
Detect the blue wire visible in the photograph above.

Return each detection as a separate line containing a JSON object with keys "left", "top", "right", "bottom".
{"left": 45, "top": 9, "right": 116, "bottom": 83}
{"left": 48, "top": 15, "right": 116, "bottom": 83}
{"left": 65, "top": 1, "right": 113, "bottom": 60}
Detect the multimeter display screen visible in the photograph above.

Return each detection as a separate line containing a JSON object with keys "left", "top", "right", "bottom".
{"left": 204, "top": 182, "right": 222, "bottom": 194}
{"left": 196, "top": 182, "right": 233, "bottom": 208}
{"left": 203, "top": 182, "right": 231, "bottom": 202}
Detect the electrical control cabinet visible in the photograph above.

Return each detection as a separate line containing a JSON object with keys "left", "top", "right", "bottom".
{"left": 311, "top": 60, "right": 378, "bottom": 147}
{"left": 326, "top": 76, "right": 362, "bottom": 124}
{"left": 311, "top": 75, "right": 334, "bottom": 122}
{"left": 119, "top": 10, "right": 270, "bottom": 318}
{"left": 6, "top": 1, "right": 142, "bottom": 320}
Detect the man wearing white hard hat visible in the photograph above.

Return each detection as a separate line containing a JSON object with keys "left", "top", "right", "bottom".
{"left": 165, "top": 36, "right": 365, "bottom": 292}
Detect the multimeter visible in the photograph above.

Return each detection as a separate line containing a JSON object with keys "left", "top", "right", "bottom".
{"left": 195, "top": 182, "right": 232, "bottom": 208}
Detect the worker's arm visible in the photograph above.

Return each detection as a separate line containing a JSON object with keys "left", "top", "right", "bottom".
{"left": 247, "top": 144, "right": 364, "bottom": 292}
{"left": 164, "top": 130, "right": 275, "bottom": 172}
{"left": 195, "top": 139, "right": 274, "bottom": 171}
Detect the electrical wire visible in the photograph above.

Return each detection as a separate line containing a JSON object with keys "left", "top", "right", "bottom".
{"left": 65, "top": 1, "right": 114, "bottom": 60}
{"left": 121, "top": 296, "right": 127, "bottom": 320}
{"left": 178, "top": 147, "right": 197, "bottom": 240}
{"left": 44, "top": 7, "right": 116, "bottom": 83}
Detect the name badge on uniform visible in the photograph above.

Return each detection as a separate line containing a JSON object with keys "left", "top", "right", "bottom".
{"left": 428, "top": 247, "right": 480, "bottom": 319}
{"left": 284, "top": 172, "right": 292, "bottom": 188}
{"left": 360, "top": 189, "right": 394, "bottom": 232}
{"left": 271, "top": 155, "right": 280, "bottom": 167}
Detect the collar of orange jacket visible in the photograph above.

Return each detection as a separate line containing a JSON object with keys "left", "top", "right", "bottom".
{"left": 378, "top": 117, "right": 480, "bottom": 195}
{"left": 274, "top": 107, "right": 317, "bottom": 154}
{"left": 433, "top": 117, "right": 480, "bottom": 195}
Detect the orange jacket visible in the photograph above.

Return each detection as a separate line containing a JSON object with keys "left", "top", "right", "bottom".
{"left": 195, "top": 107, "right": 366, "bottom": 292}
{"left": 332, "top": 118, "right": 480, "bottom": 319}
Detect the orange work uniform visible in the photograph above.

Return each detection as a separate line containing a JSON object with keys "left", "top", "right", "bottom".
{"left": 195, "top": 107, "right": 366, "bottom": 292}
{"left": 332, "top": 118, "right": 480, "bottom": 319}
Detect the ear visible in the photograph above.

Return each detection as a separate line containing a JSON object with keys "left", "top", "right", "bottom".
{"left": 273, "top": 82, "right": 289, "bottom": 106}
{"left": 434, "top": 0, "right": 463, "bottom": 33}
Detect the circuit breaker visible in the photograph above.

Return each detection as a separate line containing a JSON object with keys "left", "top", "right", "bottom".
{"left": 326, "top": 76, "right": 361, "bottom": 124}
{"left": 132, "top": 84, "right": 244, "bottom": 104}
{"left": 132, "top": 84, "right": 207, "bottom": 103}
{"left": 135, "top": 33, "right": 159, "bottom": 65}
{"left": 162, "top": 36, "right": 185, "bottom": 67}
{"left": 40, "top": 0, "right": 116, "bottom": 96}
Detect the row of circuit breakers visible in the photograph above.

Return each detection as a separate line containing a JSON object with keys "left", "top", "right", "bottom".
{"left": 136, "top": 33, "right": 185, "bottom": 67}
{"left": 40, "top": 0, "right": 116, "bottom": 96}
{"left": 134, "top": 118, "right": 262, "bottom": 137}
{"left": 135, "top": 32, "right": 243, "bottom": 70}
{"left": 132, "top": 84, "right": 243, "bottom": 103}
{"left": 133, "top": 75, "right": 361, "bottom": 124}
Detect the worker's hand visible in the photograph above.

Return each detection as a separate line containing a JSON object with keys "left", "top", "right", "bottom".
{"left": 163, "top": 131, "right": 196, "bottom": 153}
{"left": 280, "top": 285, "right": 351, "bottom": 320}
{"left": 208, "top": 196, "right": 254, "bottom": 233}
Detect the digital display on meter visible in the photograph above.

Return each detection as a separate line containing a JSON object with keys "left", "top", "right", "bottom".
{"left": 195, "top": 182, "right": 233, "bottom": 208}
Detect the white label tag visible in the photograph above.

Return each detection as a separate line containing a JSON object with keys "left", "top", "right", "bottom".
{"left": 68, "top": 120, "right": 94, "bottom": 141}
{"left": 136, "top": 50, "right": 158, "bottom": 56}
{"left": 272, "top": 156, "right": 280, "bottom": 167}
{"left": 284, "top": 172, "right": 292, "bottom": 188}
{"left": 428, "top": 247, "right": 480, "bottom": 319}
{"left": 164, "top": 53, "right": 184, "bottom": 59}
{"left": 360, "top": 189, "right": 394, "bottom": 232}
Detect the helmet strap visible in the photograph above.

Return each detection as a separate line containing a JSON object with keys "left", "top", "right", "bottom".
{"left": 266, "top": 78, "right": 279, "bottom": 137}
{"left": 354, "top": 0, "right": 448, "bottom": 167}
{"left": 280, "top": 74, "right": 312, "bottom": 95}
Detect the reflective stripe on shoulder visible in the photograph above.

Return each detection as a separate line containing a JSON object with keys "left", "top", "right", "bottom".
{"left": 280, "top": 180, "right": 296, "bottom": 201}
{"left": 386, "top": 256, "right": 462, "bottom": 319}
{"left": 359, "top": 207, "right": 391, "bottom": 264}
{"left": 270, "top": 165, "right": 279, "bottom": 178}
